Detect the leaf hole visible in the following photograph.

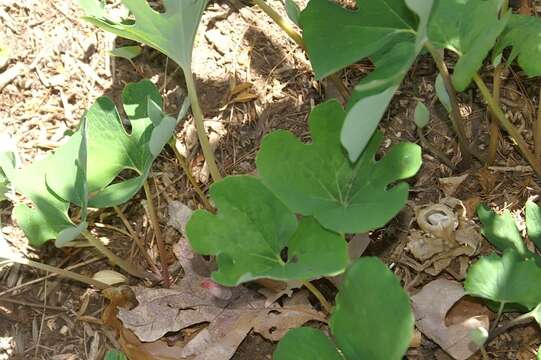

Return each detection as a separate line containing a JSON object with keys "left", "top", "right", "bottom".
{"left": 280, "top": 247, "right": 289, "bottom": 262}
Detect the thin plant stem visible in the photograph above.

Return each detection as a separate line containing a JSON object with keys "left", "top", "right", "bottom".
{"left": 169, "top": 139, "right": 214, "bottom": 212}
{"left": 487, "top": 310, "right": 535, "bottom": 342}
{"left": 302, "top": 280, "right": 332, "bottom": 314}
{"left": 252, "top": 0, "right": 350, "bottom": 102}
{"left": 473, "top": 73, "right": 541, "bottom": 177}
{"left": 82, "top": 230, "right": 146, "bottom": 279}
{"left": 143, "top": 180, "right": 172, "bottom": 287}
{"left": 425, "top": 42, "right": 481, "bottom": 163}
{"left": 113, "top": 206, "right": 160, "bottom": 274}
{"left": 491, "top": 302, "right": 506, "bottom": 332}
{"left": 487, "top": 64, "right": 504, "bottom": 164}
{"left": 2, "top": 256, "right": 108, "bottom": 289}
{"left": 480, "top": 346, "right": 489, "bottom": 360}
{"left": 184, "top": 71, "right": 222, "bottom": 182}
{"left": 535, "top": 88, "right": 541, "bottom": 160}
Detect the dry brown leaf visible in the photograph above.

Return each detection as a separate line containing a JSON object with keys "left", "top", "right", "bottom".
{"left": 328, "top": 233, "right": 371, "bottom": 287}
{"left": 113, "top": 238, "right": 325, "bottom": 359}
{"left": 412, "top": 279, "right": 489, "bottom": 360}
{"left": 439, "top": 174, "right": 468, "bottom": 197}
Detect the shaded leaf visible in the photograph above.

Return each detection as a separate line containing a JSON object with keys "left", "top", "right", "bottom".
{"left": 104, "top": 350, "right": 127, "bottom": 360}
{"left": 78, "top": 0, "right": 208, "bottom": 71}
{"left": 0, "top": 132, "right": 17, "bottom": 201}
{"left": 257, "top": 100, "right": 421, "bottom": 234}
{"left": 414, "top": 101, "right": 429, "bottom": 128}
{"left": 435, "top": 73, "right": 451, "bottom": 112}
{"left": 428, "top": 0, "right": 508, "bottom": 91}
{"left": 493, "top": 15, "right": 541, "bottom": 77}
{"left": 109, "top": 45, "right": 142, "bottom": 61}
{"left": 275, "top": 257, "right": 414, "bottom": 360}
{"left": 186, "top": 176, "right": 348, "bottom": 286}
{"left": 477, "top": 204, "right": 528, "bottom": 257}
{"left": 284, "top": 0, "right": 301, "bottom": 27}
{"left": 274, "top": 328, "right": 342, "bottom": 360}
{"left": 465, "top": 249, "right": 541, "bottom": 310}
{"left": 526, "top": 200, "right": 541, "bottom": 251}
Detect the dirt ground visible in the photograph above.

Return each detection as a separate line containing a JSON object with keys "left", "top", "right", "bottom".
{"left": 1, "top": 0, "right": 541, "bottom": 359}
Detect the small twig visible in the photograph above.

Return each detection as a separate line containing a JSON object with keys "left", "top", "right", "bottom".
{"left": 535, "top": 88, "right": 541, "bottom": 161}
{"left": 1, "top": 256, "right": 108, "bottom": 289}
{"left": 425, "top": 42, "right": 481, "bottom": 163}
{"left": 416, "top": 128, "right": 455, "bottom": 169}
{"left": 480, "top": 346, "right": 490, "bottom": 360}
{"left": 143, "top": 180, "right": 172, "bottom": 287}
{"left": 0, "top": 63, "right": 25, "bottom": 91}
{"left": 302, "top": 280, "right": 332, "bottom": 314}
{"left": 473, "top": 73, "right": 541, "bottom": 177}
{"left": 487, "top": 64, "right": 504, "bottom": 164}
{"left": 82, "top": 231, "right": 146, "bottom": 279}
{"left": 169, "top": 140, "right": 214, "bottom": 212}
{"left": 0, "top": 297, "right": 65, "bottom": 311}
{"left": 0, "top": 256, "right": 104, "bottom": 297}
{"left": 34, "top": 279, "right": 47, "bottom": 359}
{"left": 112, "top": 206, "right": 160, "bottom": 274}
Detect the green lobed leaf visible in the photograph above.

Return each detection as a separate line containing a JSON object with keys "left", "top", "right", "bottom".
{"left": 274, "top": 257, "right": 414, "bottom": 360}
{"left": 274, "top": 328, "right": 343, "bottom": 360}
{"left": 465, "top": 249, "right": 541, "bottom": 310}
{"left": 413, "top": 101, "right": 429, "bottom": 128}
{"left": 493, "top": 15, "right": 541, "bottom": 78}
{"left": 186, "top": 176, "right": 348, "bottom": 286}
{"left": 428, "top": 0, "right": 509, "bottom": 91}
{"left": 477, "top": 205, "right": 528, "bottom": 257}
{"left": 78, "top": 0, "right": 209, "bottom": 71}
{"left": 526, "top": 200, "right": 541, "bottom": 252}
{"left": 257, "top": 100, "right": 422, "bottom": 234}
{"left": 284, "top": 0, "right": 301, "bottom": 27}
{"left": 109, "top": 45, "right": 142, "bottom": 61}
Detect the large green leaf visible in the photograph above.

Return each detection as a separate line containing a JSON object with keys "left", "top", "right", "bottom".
{"left": 477, "top": 205, "right": 528, "bottom": 257}
{"left": 301, "top": 0, "right": 433, "bottom": 160}
{"left": 78, "top": 0, "right": 208, "bottom": 71}
{"left": 274, "top": 328, "right": 343, "bottom": 360}
{"left": 493, "top": 15, "right": 541, "bottom": 77}
{"left": 186, "top": 176, "right": 348, "bottom": 286}
{"left": 465, "top": 249, "right": 541, "bottom": 310}
{"left": 300, "top": 0, "right": 418, "bottom": 79}
{"left": 257, "top": 100, "right": 421, "bottom": 234}
{"left": 526, "top": 200, "right": 541, "bottom": 251}
{"left": 275, "top": 257, "right": 414, "bottom": 360}
{"left": 428, "top": 0, "right": 508, "bottom": 91}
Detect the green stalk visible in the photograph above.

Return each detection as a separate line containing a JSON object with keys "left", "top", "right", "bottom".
{"left": 184, "top": 71, "right": 222, "bottom": 182}
{"left": 473, "top": 73, "right": 541, "bottom": 177}
{"left": 425, "top": 42, "right": 481, "bottom": 163}
{"left": 1, "top": 256, "right": 108, "bottom": 289}
{"left": 143, "top": 180, "right": 172, "bottom": 287}
{"left": 535, "top": 88, "right": 541, "bottom": 160}
{"left": 82, "top": 231, "right": 146, "bottom": 279}
{"left": 487, "top": 64, "right": 504, "bottom": 164}
{"left": 302, "top": 280, "right": 332, "bottom": 314}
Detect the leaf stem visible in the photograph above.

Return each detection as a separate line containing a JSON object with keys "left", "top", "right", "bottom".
{"left": 252, "top": 0, "right": 350, "bottom": 101}
{"left": 82, "top": 230, "right": 146, "bottom": 279}
{"left": 487, "top": 64, "right": 504, "bottom": 164}
{"left": 473, "top": 73, "right": 541, "bottom": 177}
{"left": 143, "top": 180, "right": 172, "bottom": 287}
{"left": 2, "top": 255, "right": 108, "bottom": 289}
{"left": 184, "top": 71, "right": 222, "bottom": 182}
{"left": 425, "top": 41, "right": 480, "bottom": 163}
{"left": 487, "top": 309, "right": 536, "bottom": 342}
{"left": 535, "top": 88, "right": 541, "bottom": 160}
{"left": 302, "top": 280, "right": 332, "bottom": 314}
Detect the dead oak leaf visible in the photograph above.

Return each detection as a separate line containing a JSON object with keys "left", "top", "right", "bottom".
{"left": 412, "top": 279, "right": 489, "bottom": 360}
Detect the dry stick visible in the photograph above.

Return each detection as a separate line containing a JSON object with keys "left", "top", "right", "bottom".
{"left": 251, "top": 0, "right": 350, "bottom": 102}
{"left": 143, "top": 180, "right": 172, "bottom": 287}
{"left": 184, "top": 71, "right": 222, "bottom": 182}
{"left": 487, "top": 64, "right": 504, "bottom": 164}
{"left": 113, "top": 206, "right": 160, "bottom": 274}
{"left": 0, "top": 256, "right": 104, "bottom": 297}
{"left": 473, "top": 73, "right": 541, "bottom": 177}
{"left": 0, "top": 256, "right": 108, "bottom": 289}
{"left": 169, "top": 140, "right": 214, "bottom": 212}
{"left": 424, "top": 42, "right": 482, "bottom": 164}
{"left": 535, "top": 88, "right": 541, "bottom": 160}
{"left": 81, "top": 230, "right": 146, "bottom": 279}
{"left": 302, "top": 280, "right": 332, "bottom": 314}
